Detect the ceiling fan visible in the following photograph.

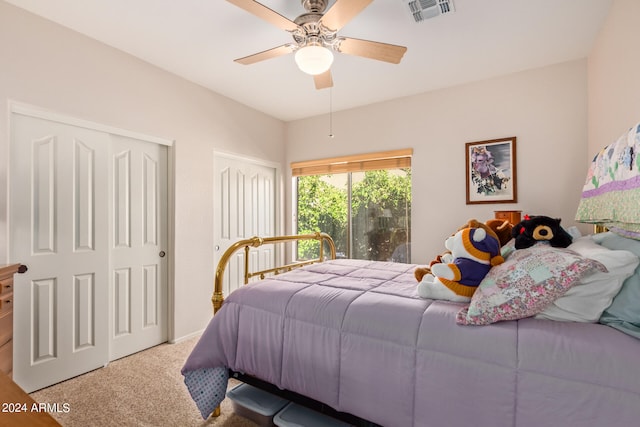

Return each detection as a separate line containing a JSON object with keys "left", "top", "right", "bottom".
{"left": 227, "top": 0, "right": 408, "bottom": 90}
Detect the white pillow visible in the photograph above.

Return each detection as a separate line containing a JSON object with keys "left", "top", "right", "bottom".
{"left": 536, "top": 236, "right": 639, "bottom": 323}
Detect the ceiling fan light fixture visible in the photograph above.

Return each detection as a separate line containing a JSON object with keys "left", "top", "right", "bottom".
{"left": 295, "top": 45, "right": 334, "bottom": 75}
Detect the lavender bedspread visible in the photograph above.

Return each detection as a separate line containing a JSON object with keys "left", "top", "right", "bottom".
{"left": 182, "top": 259, "right": 640, "bottom": 427}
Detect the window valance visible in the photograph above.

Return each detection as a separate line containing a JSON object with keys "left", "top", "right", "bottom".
{"left": 291, "top": 149, "right": 412, "bottom": 177}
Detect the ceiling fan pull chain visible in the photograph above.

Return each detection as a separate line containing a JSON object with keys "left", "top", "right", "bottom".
{"left": 329, "top": 88, "right": 334, "bottom": 138}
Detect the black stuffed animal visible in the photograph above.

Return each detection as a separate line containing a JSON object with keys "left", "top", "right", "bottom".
{"left": 511, "top": 215, "right": 573, "bottom": 250}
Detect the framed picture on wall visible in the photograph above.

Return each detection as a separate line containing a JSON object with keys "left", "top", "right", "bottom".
{"left": 465, "top": 137, "right": 517, "bottom": 204}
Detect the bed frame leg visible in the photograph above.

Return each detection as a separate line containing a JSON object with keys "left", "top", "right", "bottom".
{"left": 212, "top": 406, "right": 221, "bottom": 417}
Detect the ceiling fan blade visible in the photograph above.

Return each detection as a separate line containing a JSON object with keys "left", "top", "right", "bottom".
{"left": 314, "top": 70, "right": 333, "bottom": 90}
{"left": 226, "top": 0, "right": 299, "bottom": 32}
{"left": 319, "top": 0, "right": 373, "bottom": 32}
{"left": 338, "top": 37, "right": 407, "bottom": 64}
{"left": 234, "top": 44, "right": 295, "bottom": 65}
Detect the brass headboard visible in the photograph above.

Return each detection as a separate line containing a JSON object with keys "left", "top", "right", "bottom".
{"left": 212, "top": 232, "right": 336, "bottom": 314}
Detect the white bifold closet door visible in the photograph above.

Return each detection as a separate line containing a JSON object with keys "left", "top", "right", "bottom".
{"left": 10, "top": 112, "right": 168, "bottom": 392}
{"left": 213, "top": 153, "right": 277, "bottom": 299}
{"left": 109, "top": 134, "right": 168, "bottom": 361}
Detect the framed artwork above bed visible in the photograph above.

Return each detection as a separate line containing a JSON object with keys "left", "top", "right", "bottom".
{"left": 466, "top": 136, "right": 517, "bottom": 204}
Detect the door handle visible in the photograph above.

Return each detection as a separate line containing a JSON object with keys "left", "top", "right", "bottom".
{"left": 159, "top": 251, "right": 166, "bottom": 258}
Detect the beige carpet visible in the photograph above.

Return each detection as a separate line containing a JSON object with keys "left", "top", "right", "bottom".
{"left": 30, "top": 336, "right": 257, "bottom": 427}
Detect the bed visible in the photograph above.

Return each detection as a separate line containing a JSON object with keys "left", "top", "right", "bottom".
{"left": 182, "top": 124, "right": 640, "bottom": 427}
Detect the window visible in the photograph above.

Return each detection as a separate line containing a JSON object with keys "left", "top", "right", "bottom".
{"left": 292, "top": 149, "right": 412, "bottom": 262}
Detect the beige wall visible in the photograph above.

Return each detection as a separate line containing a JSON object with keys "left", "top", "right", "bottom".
{"left": 0, "top": 2, "right": 285, "bottom": 340}
{"left": 588, "top": 0, "right": 640, "bottom": 157}
{"left": 286, "top": 59, "right": 589, "bottom": 264}
{"left": 3, "top": 0, "right": 632, "bottom": 341}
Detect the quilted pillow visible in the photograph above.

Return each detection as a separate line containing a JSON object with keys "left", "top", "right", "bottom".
{"left": 456, "top": 243, "right": 607, "bottom": 325}
{"left": 535, "top": 237, "right": 639, "bottom": 323}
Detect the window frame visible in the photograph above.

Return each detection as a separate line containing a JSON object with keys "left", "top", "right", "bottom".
{"left": 292, "top": 149, "right": 412, "bottom": 261}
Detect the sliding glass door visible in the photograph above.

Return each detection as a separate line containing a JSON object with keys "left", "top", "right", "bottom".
{"left": 295, "top": 168, "right": 411, "bottom": 262}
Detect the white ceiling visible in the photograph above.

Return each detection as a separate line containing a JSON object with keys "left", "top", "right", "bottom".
{"left": 6, "top": 0, "right": 612, "bottom": 122}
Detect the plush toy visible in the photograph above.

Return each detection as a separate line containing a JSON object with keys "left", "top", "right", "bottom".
{"left": 417, "top": 226, "right": 505, "bottom": 302}
{"left": 414, "top": 218, "right": 512, "bottom": 282}
{"left": 485, "top": 218, "right": 513, "bottom": 247}
{"left": 511, "top": 215, "right": 573, "bottom": 249}
{"left": 414, "top": 253, "right": 451, "bottom": 283}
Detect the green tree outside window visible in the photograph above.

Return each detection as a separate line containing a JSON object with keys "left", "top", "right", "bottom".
{"left": 296, "top": 169, "right": 411, "bottom": 262}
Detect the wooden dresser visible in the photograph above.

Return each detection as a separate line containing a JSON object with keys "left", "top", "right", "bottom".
{"left": 0, "top": 264, "right": 22, "bottom": 378}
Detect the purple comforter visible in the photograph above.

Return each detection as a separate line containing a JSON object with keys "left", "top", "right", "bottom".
{"left": 182, "top": 259, "right": 640, "bottom": 427}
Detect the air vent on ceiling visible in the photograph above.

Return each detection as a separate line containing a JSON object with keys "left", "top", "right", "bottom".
{"left": 404, "top": 0, "right": 455, "bottom": 23}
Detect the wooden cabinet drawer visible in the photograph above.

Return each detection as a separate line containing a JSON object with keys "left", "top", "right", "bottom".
{"left": 0, "top": 312, "right": 11, "bottom": 347}
{"left": 0, "top": 293, "right": 12, "bottom": 316}
{"left": 0, "top": 277, "right": 12, "bottom": 295}
{"left": 0, "top": 339, "right": 12, "bottom": 375}
{"left": 494, "top": 211, "right": 510, "bottom": 220}
{"left": 494, "top": 210, "right": 522, "bottom": 225}
{"left": 0, "top": 265, "right": 21, "bottom": 379}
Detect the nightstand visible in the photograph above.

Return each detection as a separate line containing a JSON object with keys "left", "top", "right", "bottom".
{"left": 494, "top": 210, "right": 522, "bottom": 225}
